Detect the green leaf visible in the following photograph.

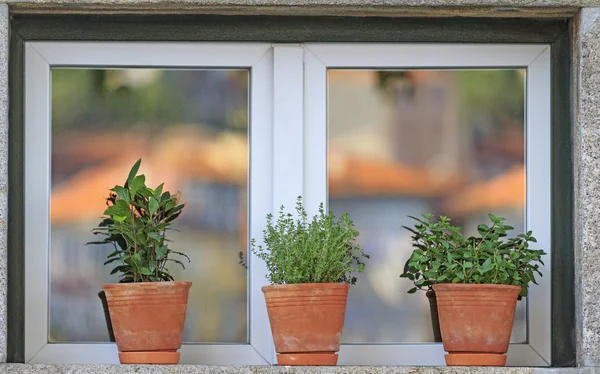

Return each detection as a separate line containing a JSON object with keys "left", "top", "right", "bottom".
{"left": 167, "top": 204, "right": 185, "bottom": 216}
{"left": 104, "top": 199, "right": 130, "bottom": 217}
{"left": 479, "top": 257, "right": 493, "bottom": 274}
{"left": 110, "top": 265, "right": 129, "bottom": 275}
{"left": 139, "top": 187, "right": 154, "bottom": 198}
{"left": 103, "top": 257, "right": 121, "bottom": 265}
{"left": 130, "top": 175, "right": 146, "bottom": 199}
{"left": 156, "top": 246, "right": 168, "bottom": 259}
{"left": 140, "top": 267, "right": 153, "bottom": 275}
{"left": 407, "top": 288, "right": 418, "bottom": 294}
{"left": 111, "top": 186, "right": 130, "bottom": 202}
{"left": 148, "top": 232, "right": 162, "bottom": 241}
{"left": 113, "top": 215, "right": 127, "bottom": 222}
{"left": 155, "top": 183, "right": 164, "bottom": 198}
{"left": 132, "top": 253, "right": 142, "bottom": 266}
{"left": 136, "top": 231, "right": 147, "bottom": 245}
{"left": 126, "top": 159, "right": 142, "bottom": 187}
{"left": 149, "top": 197, "right": 159, "bottom": 214}
{"left": 106, "top": 250, "right": 125, "bottom": 259}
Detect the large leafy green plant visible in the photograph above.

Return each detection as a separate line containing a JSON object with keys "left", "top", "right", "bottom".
{"left": 245, "top": 196, "right": 369, "bottom": 285}
{"left": 90, "top": 159, "right": 189, "bottom": 283}
{"left": 400, "top": 214, "right": 545, "bottom": 297}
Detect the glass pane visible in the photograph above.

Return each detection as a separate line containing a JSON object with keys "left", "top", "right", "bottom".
{"left": 328, "top": 69, "right": 527, "bottom": 344}
{"left": 50, "top": 68, "right": 249, "bottom": 343}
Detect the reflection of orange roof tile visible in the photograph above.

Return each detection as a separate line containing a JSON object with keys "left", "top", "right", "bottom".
{"left": 52, "top": 159, "right": 147, "bottom": 224}
{"left": 329, "top": 155, "right": 456, "bottom": 198}
{"left": 51, "top": 127, "right": 467, "bottom": 223}
{"left": 442, "top": 164, "right": 525, "bottom": 217}
{"left": 476, "top": 127, "right": 524, "bottom": 159}
{"left": 53, "top": 132, "right": 149, "bottom": 162}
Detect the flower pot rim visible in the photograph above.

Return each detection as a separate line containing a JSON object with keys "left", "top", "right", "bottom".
{"left": 103, "top": 280, "right": 192, "bottom": 290}
{"left": 262, "top": 282, "right": 350, "bottom": 292}
{"left": 432, "top": 283, "right": 521, "bottom": 291}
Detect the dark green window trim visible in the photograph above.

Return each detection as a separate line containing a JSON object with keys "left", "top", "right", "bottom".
{"left": 8, "top": 14, "right": 575, "bottom": 366}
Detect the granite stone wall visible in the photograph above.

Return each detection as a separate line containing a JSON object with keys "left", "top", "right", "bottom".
{"left": 0, "top": 2, "right": 8, "bottom": 366}
{"left": 0, "top": 1, "right": 598, "bottom": 371}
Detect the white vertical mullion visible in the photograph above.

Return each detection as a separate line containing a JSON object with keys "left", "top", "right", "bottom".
{"left": 272, "top": 45, "right": 305, "bottom": 212}
{"left": 249, "top": 49, "right": 275, "bottom": 365}
{"left": 303, "top": 49, "right": 328, "bottom": 215}
{"left": 24, "top": 44, "right": 51, "bottom": 362}
{"left": 526, "top": 47, "right": 552, "bottom": 364}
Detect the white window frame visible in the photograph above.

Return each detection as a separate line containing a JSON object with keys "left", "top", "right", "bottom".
{"left": 302, "top": 43, "right": 551, "bottom": 367}
{"left": 24, "top": 41, "right": 275, "bottom": 364}
{"left": 25, "top": 42, "right": 552, "bottom": 366}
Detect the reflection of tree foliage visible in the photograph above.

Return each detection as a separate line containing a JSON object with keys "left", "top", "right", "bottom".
{"left": 457, "top": 69, "right": 525, "bottom": 125}
{"left": 376, "top": 71, "right": 409, "bottom": 91}
{"left": 375, "top": 69, "right": 525, "bottom": 128}
{"left": 52, "top": 69, "right": 184, "bottom": 134}
{"left": 51, "top": 69, "right": 248, "bottom": 134}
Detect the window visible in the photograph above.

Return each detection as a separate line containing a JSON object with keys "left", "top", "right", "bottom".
{"left": 303, "top": 44, "right": 550, "bottom": 365}
{"left": 25, "top": 42, "right": 274, "bottom": 364}
{"left": 20, "top": 39, "right": 556, "bottom": 366}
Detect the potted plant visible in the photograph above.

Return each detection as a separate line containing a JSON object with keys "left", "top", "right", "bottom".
{"left": 400, "top": 214, "right": 545, "bottom": 367}
{"left": 246, "top": 197, "right": 369, "bottom": 366}
{"left": 91, "top": 159, "right": 191, "bottom": 364}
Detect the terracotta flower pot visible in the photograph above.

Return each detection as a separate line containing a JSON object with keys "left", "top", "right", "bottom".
{"left": 102, "top": 281, "right": 192, "bottom": 364}
{"left": 262, "top": 283, "right": 349, "bottom": 366}
{"left": 433, "top": 283, "right": 520, "bottom": 366}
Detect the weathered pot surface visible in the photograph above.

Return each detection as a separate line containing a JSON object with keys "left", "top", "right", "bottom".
{"left": 262, "top": 283, "right": 350, "bottom": 366}
{"left": 433, "top": 283, "right": 521, "bottom": 367}
{"left": 102, "top": 281, "right": 192, "bottom": 364}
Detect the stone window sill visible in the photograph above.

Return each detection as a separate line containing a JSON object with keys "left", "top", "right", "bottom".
{"left": 0, "top": 365, "right": 582, "bottom": 373}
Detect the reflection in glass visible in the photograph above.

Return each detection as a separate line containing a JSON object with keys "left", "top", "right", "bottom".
{"left": 328, "top": 69, "right": 526, "bottom": 344}
{"left": 50, "top": 69, "right": 249, "bottom": 343}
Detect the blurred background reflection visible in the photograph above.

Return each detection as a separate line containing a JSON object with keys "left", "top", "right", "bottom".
{"left": 328, "top": 69, "right": 527, "bottom": 344}
{"left": 50, "top": 68, "right": 249, "bottom": 343}
{"left": 49, "top": 67, "right": 528, "bottom": 346}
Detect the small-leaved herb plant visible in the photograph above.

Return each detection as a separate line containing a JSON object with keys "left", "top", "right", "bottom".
{"left": 400, "top": 214, "right": 545, "bottom": 297}
{"left": 243, "top": 196, "right": 369, "bottom": 285}
{"left": 90, "top": 159, "right": 189, "bottom": 283}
